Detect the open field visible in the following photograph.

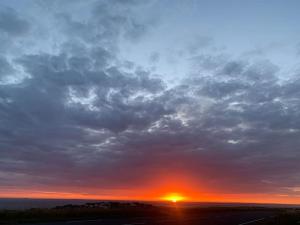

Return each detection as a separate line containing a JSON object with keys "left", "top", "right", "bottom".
{"left": 1, "top": 202, "right": 299, "bottom": 225}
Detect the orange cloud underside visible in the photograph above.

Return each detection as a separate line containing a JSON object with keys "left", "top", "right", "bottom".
{"left": 1, "top": 189, "right": 300, "bottom": 205}
{"left": 1, "top": 185, "right": 300, "bottom": 205}
{"left": 1, "top": 174, "right": 300, "bottom": 204}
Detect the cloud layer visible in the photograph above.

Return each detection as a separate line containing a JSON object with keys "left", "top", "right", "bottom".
{"left": 1, "top": 0, "right": 300, "bottom": 202}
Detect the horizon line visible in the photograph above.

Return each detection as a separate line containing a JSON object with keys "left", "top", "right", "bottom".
{"left": 1, "top": 197, "right": 300, "bottom": 207}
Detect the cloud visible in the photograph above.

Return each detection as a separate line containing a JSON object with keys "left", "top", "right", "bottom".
{"left": 0, "top": 56, "right": 14, "bottom": 79}
{"left": 0, "top": 7, "right": 30, "bottom": 36}
{"left": 149, "top": 52, "right": 160, "bottom": 63}
{"left": 3, "top": 50, "right": 300, "bottom": 195}
{"left": 187, "top": 36, "right": 214, "bottom": 55}
{"left": 0, "top": 0, "right": 300, "bottom": 199}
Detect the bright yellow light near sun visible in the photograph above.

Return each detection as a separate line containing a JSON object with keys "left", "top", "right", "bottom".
{"left": 162, "top": 193, "right": 185, "bottom": 203}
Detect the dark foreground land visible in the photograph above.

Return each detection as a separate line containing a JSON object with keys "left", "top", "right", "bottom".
{"left": 0, "top": 201, "right": 299, "bottom": 225}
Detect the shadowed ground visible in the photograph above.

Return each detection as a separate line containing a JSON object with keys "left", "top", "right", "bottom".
{"left": 1, "top": 202, "right": 299, "bottom": 225}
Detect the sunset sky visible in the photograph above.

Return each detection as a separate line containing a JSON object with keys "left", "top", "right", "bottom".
{"left": 1, "top": 0, "right": 300, "bottom": 204}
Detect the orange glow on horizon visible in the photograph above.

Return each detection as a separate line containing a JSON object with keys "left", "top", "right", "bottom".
{"left": 1, "top": 173, "right": 300, "bottom": 205}
{"left": 161, "top": 193, "right": 186, "bottom": 203}
{"left": 1, "top": 189, "right": 300, "bottom": 205}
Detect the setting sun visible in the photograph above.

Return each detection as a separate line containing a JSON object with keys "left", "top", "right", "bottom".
{"left": 162, "top": 193, "right": 186, "bottom": 203}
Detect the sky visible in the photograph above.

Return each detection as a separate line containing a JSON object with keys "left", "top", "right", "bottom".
{"left": 1, "top": 0, "right": 300, "bottom": 204}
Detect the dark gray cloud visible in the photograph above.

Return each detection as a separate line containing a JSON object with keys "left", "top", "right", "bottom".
{"left": 56, "top": 0, "right": 149, "bottom": 50}
{"left": 0, "top": 7, "right": 30, "bottom": 36}
{"left": 0, "top": 56, "right": 14, "bottom": 78}
{"left": 2, "top": 52, "right": 300, "bottom": 195}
